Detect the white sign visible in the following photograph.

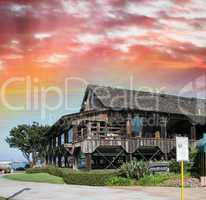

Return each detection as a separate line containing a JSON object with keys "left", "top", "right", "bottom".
{"left": 176, "top": 137, "right": 189, "bottom": 162}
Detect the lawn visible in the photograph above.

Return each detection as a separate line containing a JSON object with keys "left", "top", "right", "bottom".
{"left": 138, "top": 173, "right": 175, "bottom": 186}
{"left": 5, "top": 173, "right": 64, "bottom": 184}
{"left": 0, "top": 197, "right": 7, "bottom": 200}
{"left": 137, "top": 173, "right": 193, "bottom": 187}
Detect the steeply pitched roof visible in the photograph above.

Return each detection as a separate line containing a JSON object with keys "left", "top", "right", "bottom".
{"left": 81, "top": 84, "right": 206, "bottom": 118}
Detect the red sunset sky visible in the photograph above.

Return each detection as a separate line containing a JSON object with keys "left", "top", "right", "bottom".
{"left": 0, "top": 0, "right": 206, "bottom": 160}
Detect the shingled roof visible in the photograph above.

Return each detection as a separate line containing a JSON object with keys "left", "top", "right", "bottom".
{"left": 81, "top": 84, "right": 206, "bottom": 118}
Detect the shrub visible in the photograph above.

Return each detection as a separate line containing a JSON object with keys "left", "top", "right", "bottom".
{"left": 16, "top": 167, "right": 26, "bottom": 171}
{"left": 169, "top": 160, "right": 192, "bottom": 174}
{"left": 190, "top": 148, "right": 200, "bottom": 177}
{"left": 25, "top": 164, "right": 31, "bottom": 169}
{"left": 106, "top": 176, "right": 136, "bottom": 186}
{"left": 62, "top": 171, "right": 114, "bottom": 186}
{"left": 119, "top": 160, "right": 150, "bottom": 180}
{"left": 26, "top": 167, "right": 49, "bottom": 174}
{"left": 26, "top": 167, "right": 117, "bottom": 186}
{"left": 47, "top": 166, "right": 64, "bottom": 177}
{"left": 169, "top": 160, "right": 180, "bottom": 173}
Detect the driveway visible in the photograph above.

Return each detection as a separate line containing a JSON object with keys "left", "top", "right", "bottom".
{"left": 0, "top": 176, "right": 205, "bottom": 200}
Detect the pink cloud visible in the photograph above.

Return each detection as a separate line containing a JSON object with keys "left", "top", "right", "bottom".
{"left": 0, "top": 0, "right": 206, "bottom": 74}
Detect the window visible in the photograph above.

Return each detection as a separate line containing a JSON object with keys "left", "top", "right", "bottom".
{"left": 131, "top": 116, "right": 143, "bottom": 136}
{"left": 60, "top": 134, "right": 64, "bottom": 145}
{"left": 68, "top": 128, "right": 73, "bottom": 143}
{"left": 56, "top": 137, "right": 58, "bottom": 147}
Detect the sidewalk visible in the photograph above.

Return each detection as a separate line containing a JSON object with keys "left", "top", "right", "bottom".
{"left": 0, "top": 176, "right": 205, "bottom": 200}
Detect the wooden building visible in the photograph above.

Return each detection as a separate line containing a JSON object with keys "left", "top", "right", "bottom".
{"left": 46, "top": 85, "right": 206, "bottom": 170}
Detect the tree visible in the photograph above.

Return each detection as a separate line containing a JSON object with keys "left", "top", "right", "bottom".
{"left": 6, "top": 122, "right": 50, "bottom": 166}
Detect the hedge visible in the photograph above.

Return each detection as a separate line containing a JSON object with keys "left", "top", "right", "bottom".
{"left": 26, "top": 167, "right": 117, "bottom": 186}
{"left": 26, "top": 168, "right": 49, "bottom": 174}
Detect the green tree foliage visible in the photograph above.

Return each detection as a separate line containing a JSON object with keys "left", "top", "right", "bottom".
{"left": 6, "top": 122, "right": 50, "bottom": 166}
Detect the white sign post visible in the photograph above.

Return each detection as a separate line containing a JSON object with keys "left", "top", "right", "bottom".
{"left": 176, "top": 137, "right": 189, "bottom": 162}
{"left": 176, "top": 137, "right": 189, "bottom": 200}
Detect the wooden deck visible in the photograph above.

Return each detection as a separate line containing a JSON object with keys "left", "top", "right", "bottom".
{"left": 65, "top": 138, "right": 197, "bottom": 154}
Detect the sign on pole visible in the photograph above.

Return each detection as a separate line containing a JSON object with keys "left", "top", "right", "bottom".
{"left": 176, "top": 137, "right": 189, "bottom": 200}
{"left": 176, "top": 137, "right": 189, "bottom": 162}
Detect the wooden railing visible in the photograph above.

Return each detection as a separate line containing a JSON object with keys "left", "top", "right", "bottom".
{"left": 72, "top": 120, "right": 127, "bottom": 142}
{"left": 71, "top": 120, "right": 198, "bottom": 153}
{"left": 81, "top": 137, "right": 197, "bottom": 154}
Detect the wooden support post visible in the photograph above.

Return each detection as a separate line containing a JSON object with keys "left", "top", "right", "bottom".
{"left": 53, "top": 155, "right": 56, "bottom": 165}
{"left": 64, "top": 131, "right": 68, "bottom": 143}
{"left": 58, "top": 135, "right": 61, "bottom": 146}
{"left": 191, "top": 124, "right": 196, "bottom": 140}
{"left": 51, "top": 155, "right": 53, "bottom": 165}
{"left": 64, "top": 155, "right": 68, "bottom": 167}
{"left": 81, "top": 127, "right": 84, "bottom": 140}
{"left": 87, "top": 122, "right": 92, "bottom": 139}
{"left": 85, "top": 153, "right": 92, "bottom": 170}
{"left": 73, "top": 126, "right": 78, "bottom": 142}
{"left": 126, "top": 114, "right": 132, "bottom": 138}
{"left": 45, "top": 155, "right": 48, "bottom": 166}
{"left": 48, "top": 155, "right": 51, "bottom": 165}
{"left": 58, "top": 155, "right": 62, "bottom": 167}
{"left": 72, "top": 153, "right": 78, "bottom": 170}
{"left": 160, "top": 117, "right": 167, "bottom": 138}
{"left": 160, "top": 117, "right": 168, "bottom": 160}
{"left": 129, "top": 153, "right": 133, "bottom": 161}
{"left": 97, "top": 122, "right": 101, "bottom": 132}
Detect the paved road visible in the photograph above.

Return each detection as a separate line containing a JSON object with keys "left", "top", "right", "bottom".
{"left": 0, "top": 176, "right": 205, "bottom": 200}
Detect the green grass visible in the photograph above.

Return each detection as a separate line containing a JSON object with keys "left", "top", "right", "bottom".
{"left": 5, "top": 173, "right": 64, "bottom": 184}
{"left": 138, "top": 174, "right": 172, "bottom": 186}
{"left": 137, "top": 173, "right": 192, "bottom": 187}
{"left": 0, "top": 197, "right": 7, "bottom": 200}
{"left": 104, "top": 174, "right": 174, "bottom": 187}
{"left": 106, "top": 173, "right": 182, "bottom": 187}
